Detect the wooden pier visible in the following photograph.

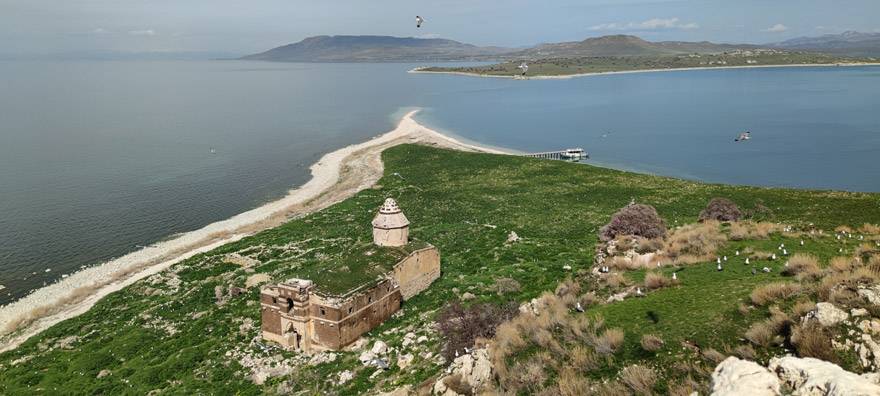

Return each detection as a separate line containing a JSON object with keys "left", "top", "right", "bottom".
{"left": 523, "top": 148, "right": 588, "bottom": 161}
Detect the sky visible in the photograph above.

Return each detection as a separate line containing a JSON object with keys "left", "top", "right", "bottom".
{"left": 1, "top": 0, "right": 879, "bottom": 58}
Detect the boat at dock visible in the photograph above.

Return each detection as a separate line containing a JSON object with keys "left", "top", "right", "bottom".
{"left": 524, "top": 148, "right": 588, "bottom": 161}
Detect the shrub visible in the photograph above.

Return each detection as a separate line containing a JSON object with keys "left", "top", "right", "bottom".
{"left": 750, "top": 282, "right": 803, "bottom": 306}
{"left": 781, "top": 253, "right": 821, "bottom": 280}
{"left": 791, "top": 300, "right": 817, "bottom": 318}
{"left": 733, "top": 345, "right": 756, "bottom": 360}
{"left": 791, "top": 323, "right": 838, "bottom": 363}
{"left": 859, "top": 223, "right": 880, "bottom": 235}
{"left": 743, "top": 200, "right": 774, "bottom": 221}
{"left": 620, "top": 365, "right": 657, "bottom": 395}
{"left": 603, "top": 273, "right": 630, "bottom": 289}
{"left": 640, "top": 334, "right": 664, "bottom": 352}
{"left": 436, "top": 301, "right": 519, "bottom": 362}
{"left": 493, "top": 277, "right": 521, "bottom": 295}
{"left": 645, "top": 272, "right": 674, "bottom": 290}
{"left": 745, "top": 310, "right": 791, "bottom": 347}
{"left": 699, "top": 197, "right": 742, "bottom": 222}
{"left": 600, "top": 203, "right": 667, "bottom": 242}
{"left": 702, "top": 348, "right": 726, "bottom": 364}
{"left": 557, "top": 368, "right": 591, "bottom": 396}
{"left": 829, "top": 256, "right": 854, "bottom": 272}
{"left": 443, "top": 374, "right": 473, "bottom": 396}
{"left": 729, "top": 221, "right": 779, "bottom": 240}
{"left": 594, "top": 328, "right": 625, "bottom": 355}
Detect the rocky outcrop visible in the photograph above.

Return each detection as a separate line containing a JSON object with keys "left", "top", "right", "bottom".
{"left": 710, "top": 357, "right": 781, "bottom": 396}
{"left": 433, "top": 348, "right": 492, "bottom": 395}
{"left": 769, "top": 356, "right": 880, "bottom": 396}
{"left": 812, "top": 303, "right": 849, "bottom": 327}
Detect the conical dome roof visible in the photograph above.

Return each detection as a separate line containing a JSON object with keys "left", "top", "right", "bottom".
{"left": 372, "top": 198, "right": 409, "bottom": 229}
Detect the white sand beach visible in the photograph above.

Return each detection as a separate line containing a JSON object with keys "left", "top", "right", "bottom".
{"left": 409, "top": 62, "right": 880, "bottom": 80}
{"left": 0, "top": 109, "right": 510, "bottom": 353}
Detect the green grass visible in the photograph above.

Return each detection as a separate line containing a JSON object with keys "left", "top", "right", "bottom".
{"left": 1, "top": 144, "right": 879, "bottom": 395}
{"left": 420, "top": 52, "right": 878, "bottom": 77}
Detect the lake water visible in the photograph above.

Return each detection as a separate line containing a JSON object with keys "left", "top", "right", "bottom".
{"left": 1, "top": 60, "right": 878, "bottom": 304}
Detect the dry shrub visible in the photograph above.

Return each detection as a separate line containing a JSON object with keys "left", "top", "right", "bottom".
{"left": 667, "top": 377, "right": 703, "bottom": 396}
{"left": 743, "top": 200, "right": 774, "bottom": 222}
{"left": 733, "top": 344, "right": 756, "bottom": 360}
{"left": 835, "top": 225, "right": 854, "bottom": 234}
{"left": 729, "top": 221, "right": 780, "bottom": 241}
{"left": 860, "top": 223, "right": 880, "bottom": 235}
{"left": 791, "top": 300, "right": 817, "bottom": 318}
{"left": 603, "top": 273, "right": 630, "bottom": 289}
{"left": 436, "top": 301, "right": 519, "bottom": 362}
{"left": 620, "top": 365, "right": 657, "bottom": 395}
{"left": 791, "top": 323, "right": 838, "bottom": 363}
{"left": 578, "top": 292, "right": 599, "bottom": 309}
{"left": 699, "top": 197, "right": 742, "bottom": 222}
{"left": 600, "top": 203, "right": 667, "bottom": 242}
{"left": 855, "top": 243, "right": 880, "bottom": 262}
{"left": 494, "top": 277, "right": 521, "bottom": 295}
{"left": 555, "top": 279, "right": 581, "bottom": 301}
{"left": 662, "top": 221, "right": 728, "bottom": 264}
{"left": 635, "top": 237, "right": 664, "bottom": 253}
{"left": 557, "top": 368, "right": 591, "bottom": 396}
{"left": 745, "top": 310, "right": 791, "bottom": 347}
{"left": 781, "top": 253, "right": 822, "bottom": 280}
{"left": 607, "top": 256, "right": 641, "bottom": 271}
{"left": 750, "top": 282, "right": 803, "bottom": 306}
{"left": 829, "top": 256, "right": 854, "bottom": 272}
{"left": 644, "top": 272, "right": 675, "bottom": 290}
{"left": 702, "top": 348, "right": 726, "bottom": 364}
{"left": 592, "top": 381, "right": 629, "bottom": 396}
{"left": 593, "top": 328, "right": 625, "bottom": 355}
{"left": 640, "top": 334, "right": 665, "bottom": 352}
{"left": 568, "top": 345, "right": 599, "bottom": 371}
{"left": 737, "top": 303, "right": 751, "bottom": 316}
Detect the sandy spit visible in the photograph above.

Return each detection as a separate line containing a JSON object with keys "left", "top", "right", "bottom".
{"left": 409, "top": 62, "right": 880, "bottom": 80}
{"left": 0, "top": 109, "right": 509, "bottom": 353}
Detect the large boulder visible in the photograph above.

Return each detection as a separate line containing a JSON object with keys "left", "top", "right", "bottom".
{"left": 813, "top": 302, "right": 849, "bottom": 327}
{"left": 710, "top": 357, "right": 781, "bottom": 396}
{"left": 769, "top": 356, "right": 880, "bottom": 396}
{"left": 433, "top": 348, "right": 492, "bottom": 395}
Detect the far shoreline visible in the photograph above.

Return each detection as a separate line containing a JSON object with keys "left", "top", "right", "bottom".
{"left": 409, "top": 62, "right": 880, "bottom": 80}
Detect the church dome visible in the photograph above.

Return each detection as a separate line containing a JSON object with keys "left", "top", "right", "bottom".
{"left": 372, "top": 198, "right": 410, "bottom": 229}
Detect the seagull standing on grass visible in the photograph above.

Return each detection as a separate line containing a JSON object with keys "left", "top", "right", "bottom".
{"left": 771, "top": 253, "right": 777, "bottom": 260}
{"left": 415, "top": 16, "right": 425, "bottom": 28}
{"left": 672, "top": 272, "right": 677, "bottom": 281}
{"left": 576, "top": 302, "right": 585, "bottom": 312}
{"left": 745, "top": 257, "right": 750, "bottom": 265}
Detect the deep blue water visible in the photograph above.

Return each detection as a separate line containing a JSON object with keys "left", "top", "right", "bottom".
{"left": 1, "top": 60, "right": 878, "bottom": 303}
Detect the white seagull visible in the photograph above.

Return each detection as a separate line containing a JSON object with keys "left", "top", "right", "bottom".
{"left": 745, "top": 257, "right": 750, "bottom": 265}
{"left": 517, "top": 62, "right": 529, "bottom": 76}
{"left": 672, "top": 272, "right": 677, "bottom": 281}
{"left": 415, "top": 16, "right": 425, "bottom": 28}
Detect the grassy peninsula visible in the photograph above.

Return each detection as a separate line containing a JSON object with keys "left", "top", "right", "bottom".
{"left": 416, "top": 51, "right": 880, "bottom": 78}
{"left": 2, "top": 144, "right": 880, "bottom": 394}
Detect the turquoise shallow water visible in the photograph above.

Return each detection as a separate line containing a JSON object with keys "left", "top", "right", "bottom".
{"left": 0, "top": 61, "right": 878, "bottom": 303}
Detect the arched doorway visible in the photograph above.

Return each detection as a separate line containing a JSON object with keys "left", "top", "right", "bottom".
{"left": 284, "top": 323, "right": 302, "bottom": 350}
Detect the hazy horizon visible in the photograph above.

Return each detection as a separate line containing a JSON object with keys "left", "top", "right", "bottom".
{"left": 2, "top": 0, "right": 879, "bottom": 59}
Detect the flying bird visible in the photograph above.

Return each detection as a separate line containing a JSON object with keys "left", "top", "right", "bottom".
{"left": 416, "top": 16, "right": 425, "bottom": 28}
{"left": 517, "top": 62, "right": 529, "bottom": 76}
{"left": 734, "top": 131, "right": 751, "bottom": 142}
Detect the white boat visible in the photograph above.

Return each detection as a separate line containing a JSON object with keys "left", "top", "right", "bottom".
{"left": 560, "top": 148, "right": 587, "bottom": 160}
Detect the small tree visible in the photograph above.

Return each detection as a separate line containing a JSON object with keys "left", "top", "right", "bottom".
{"left": 699, "top": 197, "right": 742, "bottom": 222}
{"left": 436, "top": 301, "right": 519, "bottom": 363}
{"left": 600, "top": 203, "right": 667, "bottom": 242}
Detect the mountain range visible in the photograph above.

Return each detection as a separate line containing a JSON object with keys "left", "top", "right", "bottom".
{"left": 242, "top": 32, "right": 880, "bottom": 62}
{"left": 770, "top": 31, "right": 880, "bottom": 56}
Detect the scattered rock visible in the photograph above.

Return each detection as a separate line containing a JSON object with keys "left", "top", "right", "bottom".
{"left": 307, "top": 352, "right": 337, "bottom": 366}
{"left": 506, "top": 231, "right": 521, "bottom": 244}
{"left": 858, "top": 286, "right": 880, "bottom": 305}
{"left": 225, "top": 253, "right": 260, "bottom": 267}
{"left": 402, "top": 332, "right": 417, "bottom": 347}
{"left": 461, "top": 292, "right": 476, "bottom": 301}
{"left": 769, "top": 356, "right": 880, "bottom": 396}
{"left": 710, "top": 357, "right": 780, "bottom": 396}
{"left": 397, "top": 353, "right": 414, "bottom": 370}
{"left": 852, "top": 308, "right": 869, "bottom": 317}
{"left": 417, "top": 335, "right": 429, "bottom": 344}
{"left": 338, "top": 370, "right": 354, "bottom": 384}
{"left": 857, "top": 334, "right": 880, "bottom": 371}
{"left": 371, "top": 340, "right": 388, "bottom": 355}
{"left": 813, "top": 302, "right": 849, "bottom": 327}
{"left": 347, "top": 337, "right": 369, "bottom": 351}
{"left": 97, "top": 369, "right": 111, "bottom": 379}
{"left": 859, "top": 319, "right": 880, "bottom": 335}
{"left": 563, "top": 265, "right": 572, "bottom": 271}
{"left": 377, "top": 385, "right": 412, "bottom": 396}
{"left": 358, "top": 350, "right": 376, "bottom": 364}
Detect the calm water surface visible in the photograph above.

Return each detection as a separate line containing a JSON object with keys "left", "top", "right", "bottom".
{"left": 0, "top": 61, "right": 878, "bottom": 303}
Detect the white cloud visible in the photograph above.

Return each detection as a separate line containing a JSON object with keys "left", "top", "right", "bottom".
{"left": 128, "top": 29, "right": 156, "bottom": 36}
{"left": 589, "top": 17, "right": 699, "bottom": 31}
{"left": 763, "top": 24, "right": 788, "bottom": 33}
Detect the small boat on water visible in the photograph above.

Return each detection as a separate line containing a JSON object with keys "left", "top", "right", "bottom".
{"left": 735, "top": 131, "right": 751, "bottom": 142}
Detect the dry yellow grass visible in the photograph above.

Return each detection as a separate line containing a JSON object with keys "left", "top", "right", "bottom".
{"left": 644, "top": 272, "right": 675, "bottom": 290}
{"left": 620, "top": 365, "right": 657, "bottom": 395}
{"left": 640, "top": 334, "right": 665, "bottom": 352}
{"left": 661, "top": 221, "right": 728, "bottom": 265}
{"left": 829, "top": 256, "right": 855, "bottom": 272}
{"left": 781, "top": 253, "right": 822, "bottom": 281}
{"left": 859, "top": 223, "right": 880, "bottom": 235}
{"left": 750, "top": 282, "right": 803, "bottom": 306}
{"left": 593, "top": 328, "right": 625, "bottom": 355}
{"left": 730, "top": 221, "right": 781, "bottom": 240}
{"left": 791, "top": 323, "right": 838, "bottom": 363}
